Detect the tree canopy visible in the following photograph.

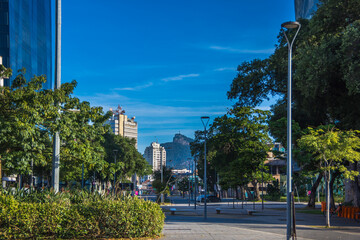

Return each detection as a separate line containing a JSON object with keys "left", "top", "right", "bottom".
{"left": 228, "top": 0, "right": 360, "bottom": 133}
{"left": 0, "top": 70, "right": 150, "bottom": 186}
{"left": 225, "top": 0, "right": 360, "bottom": 206}
{"left": 191, "top": 107, "right": 273, "bottom": 199}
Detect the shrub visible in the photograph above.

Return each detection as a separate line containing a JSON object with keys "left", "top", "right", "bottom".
{"left": 266, "top": 180, "right": 281, "bottom": 201}
{"left": 0, "top": 190, "right": 165, "bottom": 239}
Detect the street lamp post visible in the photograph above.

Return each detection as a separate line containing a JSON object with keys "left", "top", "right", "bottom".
{"left": 188, "top": 161, "right": 191, "bottom": 206}
{"left": 113, "top": 150, "right": 118, "bottom": 194}
{"left": 194, "top": 159, "right": 197, "bottom": 209}
{"left": 160, "top": 149, "right": 164, "bottom": 204}
{"left": 191, "top": 161, "right": 194, "bottom": 201}
{"left": 261, "top": 164, "right": 264, "bottom": 210}
{"left": 281, "top": 21, "right": 301, "bottom": 240}
{"left": 201, "top": 116, "right": 210, "bottom": 220}
{"left": 52, "top": 0, "right": 61, "bottom": 193}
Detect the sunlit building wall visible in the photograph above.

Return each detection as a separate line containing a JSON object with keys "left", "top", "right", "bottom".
{"left": 106, "top": 106, "right": 138, "bottom": 149}
{"left": 144, "top": 142, "right": 166, "bottom": 172}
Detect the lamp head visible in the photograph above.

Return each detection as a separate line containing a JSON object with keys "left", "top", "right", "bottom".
{"left": 281, "top": 21, "right": 300, "bottom": 29}
{"left": 201, "top": 116, "right": 210, "bottom": 128}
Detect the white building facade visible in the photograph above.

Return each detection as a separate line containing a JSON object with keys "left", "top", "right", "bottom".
{"left": 106, "top": 106, "right": 138, "bottom": 148}
{"left": 144, "top": 142, "right": 166, "bottom": 172}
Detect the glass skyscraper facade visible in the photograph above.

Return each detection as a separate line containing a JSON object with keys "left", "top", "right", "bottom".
{"left": 0, "top": 0, "right": 52, "bottom": 89}
{"left": 295, "top": 0, "right": 319, "bottom": 20}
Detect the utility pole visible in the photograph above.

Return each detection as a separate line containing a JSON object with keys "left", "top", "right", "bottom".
{"left": 0, "top": 56, "right": 5, "bottom": 187}
{"left": 160, "top": 147, "right": 164, "bottom": 203}
{"left": 113, "top": 150, "right": 118, "bottom": 194}
{"left": 81, "top": 163, "right": 84, "bottom": 188}
{"left": 52, "top": 0, "right": 61, "bottom": 193}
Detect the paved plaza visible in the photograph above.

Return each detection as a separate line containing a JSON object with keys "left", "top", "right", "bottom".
{"left": 159, "top": 197, "right": 360, "bottom": 240}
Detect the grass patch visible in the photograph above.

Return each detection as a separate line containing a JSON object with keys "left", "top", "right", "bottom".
{"left": 296, "top": 209, "right": 323, "bottom": 215}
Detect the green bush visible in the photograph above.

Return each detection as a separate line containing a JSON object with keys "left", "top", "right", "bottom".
{"left": 266, "top": 180, "right": 282, "bottom": 201}
{"left": 0, "top": 190, "right": 165, "bottom": 239}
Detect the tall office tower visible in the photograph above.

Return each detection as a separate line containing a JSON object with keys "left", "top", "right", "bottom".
{"left": 0, "top": 0, "right": 52, "bottom": 89}
{"left": 144, "top": 142, "right": 166, "bottom": 172}
{"left": 295, "top": 0, "right": 319, "bottom": 20}
{"left": 106, "top": 105, "right": 138, "bottom": 148}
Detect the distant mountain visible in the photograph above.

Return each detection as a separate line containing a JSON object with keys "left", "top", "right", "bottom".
{"left": 161, "top": 134, "right": 194, "bottom": 169}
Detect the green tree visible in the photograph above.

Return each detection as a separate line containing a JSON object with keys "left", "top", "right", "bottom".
{"left": 177, "top": 177, "right": 189, "bottom": 197}
{"left": 298, "top": 127, "right": 360, "bottom": 227}
{"left": 0, "top": 69, "right": 149, "bottom": 189}
{"left": 208, "top": 107, "right": 271, "bottom": 200}
{"left": 227, "top": 0, "right": 360, "bottom": 207}
{"left": 190, "top": 130, "right": 217, "bottom": 194}
{"left": 0, "top": 72, "right": 57, "bottom": 178}
{"left": 102, "top": 133, "right": 151, "bottom": 183}
{"left": 152, "top": 166, "right": 175, "bottom": 202}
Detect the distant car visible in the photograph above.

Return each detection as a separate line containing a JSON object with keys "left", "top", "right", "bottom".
{"left": 196, "top": 195, "right": 205, "bottom": 202}
{"left": 196, "top": 195, "right": 221, "bottom": 203}
{"left": 206, "top": 196, "right": 221, "bottom": 202}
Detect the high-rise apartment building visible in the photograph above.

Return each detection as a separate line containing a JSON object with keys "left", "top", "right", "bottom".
{"left": 0, "top": 0, "right": 52, "bottom": 88}
{"left": 144, "top": 142, "right": 166, "bottom": 172}
{"left": 106, "top": 106, "right": 138, "bottom": 148}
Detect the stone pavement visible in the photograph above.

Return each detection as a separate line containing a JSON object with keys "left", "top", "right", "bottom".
{"left": 159, "top": 200, "right": 360, "bottom": 240}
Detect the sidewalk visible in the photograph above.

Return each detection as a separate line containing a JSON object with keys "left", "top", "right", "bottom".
{"left": 160, "top": 200, "right": 360, "bottom": 240}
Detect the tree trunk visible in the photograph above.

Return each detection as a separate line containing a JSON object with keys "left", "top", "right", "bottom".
{"left": 326, "top": 170, "right": 330, "bottom": 228}
{"left": 0, "top": 158, "right": 2, "bottom": 187}
{"left": 241, "top": 186, "right": 246, "bottom": 200}
{"left": 252, "top": 181, "right": 261, "bottom": 201}
{"left": 245, "top": 186, "right": 253, "bottom": 200}
{"left": 330, "top": 170, "right": 340, "bottom": 210}
{"left": 354, "top": 175, "right": 360, "bottom": 208}
{"left": 347, "top": 162, "right": 360, "bottom": 208}
{"left": 233, "top": 188, "right": 235, "bottom": 208}
{"left": 235, "top": 187, "right": 240, "bottom": 199}
{"left": 308, "top": 172, "right": 324, "bottom": 208}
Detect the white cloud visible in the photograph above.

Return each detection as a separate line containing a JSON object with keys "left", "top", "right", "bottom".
{"left": 161, "top": 73, "right": 200, "bottom": 82}
{"left": 77, "top": 92, "right": 229, "bottom": 118}
{"left": 114, "top": 82, "right": 153, "bottom": 91}
{"left": 214, "top": 67, "right": 237, "bottom": 72}
{"left": 210, "top": 45, "right": 275, "bottom": 54}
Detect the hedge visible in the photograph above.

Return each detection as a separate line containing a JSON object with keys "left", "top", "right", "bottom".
{"left": 0, "top": 192, "right": 165, "bottom": 239}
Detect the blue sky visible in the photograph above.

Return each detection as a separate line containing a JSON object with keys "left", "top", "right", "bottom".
{"left": 59, "top": 0, "right": 295, "bottom": 153}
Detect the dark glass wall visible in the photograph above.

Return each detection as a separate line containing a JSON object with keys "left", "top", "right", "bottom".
{"left": 0, "top": 0, "right": 52, "bottom": 89}
{"left": 0, "top": 0, "right": 10, "bottom": 86}
{"left": 295, "top": 0, "right": 319, "bottom": 20}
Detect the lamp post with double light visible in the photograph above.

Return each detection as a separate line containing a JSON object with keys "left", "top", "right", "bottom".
{"left": 52, "top": 0, "right": 62, "bottom": 193}
{"left": 281, "top": 20, "right": 301, "bottom": 240}
{"left": 201, "top": 116, "right": 210, "bottom": 220}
